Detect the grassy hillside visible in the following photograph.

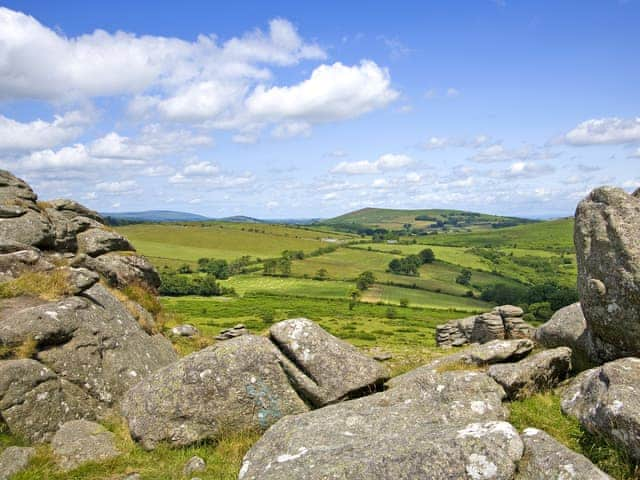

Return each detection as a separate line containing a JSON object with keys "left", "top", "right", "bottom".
{"left": 117, "top": 222, "right": 355, "bottom": 268}
{"left": 322, "top": 207, "right": 536, "bottom": 231}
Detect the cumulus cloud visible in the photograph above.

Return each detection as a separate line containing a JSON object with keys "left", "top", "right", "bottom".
{"left": 493, "top": 161, "right": 555, "bottom": 178}
{"left": 0, "top": 8, "right": 324, "bottom": 101}
{"left": 564, "top": 117, "right": 640, "bottom": 145}
{"left": 271, "top": 121, "right": 312, "bottom": 139}
{"left": 0, "top": 110, "right": 91, "bottom": 151}
{"left": 331, "top": 153, "right": 412, "bottom": 174}
{"left": 245, "top": 61, "right": 398, "bottom": 124}
{"left": 469, "top": 143, "right": 534, "bottom": 163}
{"left": 96, "top": 180, "right": 140, "bottom": 194}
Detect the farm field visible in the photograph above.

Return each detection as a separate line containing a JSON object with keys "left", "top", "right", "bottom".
{"left": 117, "top": 222, "right": 355, "bottom": 268}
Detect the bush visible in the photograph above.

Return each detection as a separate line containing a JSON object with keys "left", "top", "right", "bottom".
{"left": 159, "top": 273, "right": 233, "bottom": 297}
{"left": 356, "top": 271, "right": 376, "bottom": 290}
{"left": 386, "top": 307, "right": 397, "bottom": 319}
{"left": 456, "top": 268, "right": 472, "bottom": 286}
{"left": 399, "top": 298, "right": 409, "bottom": 308}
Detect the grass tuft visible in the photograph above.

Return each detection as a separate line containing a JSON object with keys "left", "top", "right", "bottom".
{"left": 0, "top": 270, "right": 73, "bottom": 300}
{"left": 509, "top": 392, "right": 639, "bottom": 479}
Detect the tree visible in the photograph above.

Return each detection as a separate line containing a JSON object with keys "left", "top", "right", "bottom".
{"left": 315, "top": 268, "right": 329, "bottom": 280}
{"left": 263, "top": 259, "right": 277, "bottom": 275}
{"left": 356, "top": 271, "right": 376, "bottom": 290}
{"left": 456, "top": 268, "right": 472, "bottom": 286}
{"left": 419, "top": 248, "right": 435, "bottom": 264}
{"left": 278, "top": 257, "right": 292, "bottom": 276}
{"left": 399, "top": 298, "right": 409, "bottom": 308}
{"left": 177, "top": 264, "right": 192, "bottom": 274}
{"left": 348, "top": 289, "right": 361, "bottom": 310}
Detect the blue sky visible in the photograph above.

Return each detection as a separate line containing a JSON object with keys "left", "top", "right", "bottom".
{"left": 0, "top": 1, "right": 639, "bottom": 219}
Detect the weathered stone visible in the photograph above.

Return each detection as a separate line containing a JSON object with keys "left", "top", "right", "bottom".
{"left": 239, "top": 370, "right": 517, "bottom": 480}
{"left": 494, "top": 305, "right": 524, "bottom": 318}
{"left": 0, "top": 247, "right": 54, "bottom": 282}
{"left": 52, "top": 420, "right": 120, "bottom": 471}
{"left": 269, "top": 318, "right": 388, "bottom": 406}
{"left": 471, "top": 312, "right": 505, "bottom": 343}
{"left": 65, "top": 267, "right": 100, "bottom": 294}
{"left": 562, "top": 357, "right": 640, "bottom": 461}
{"left": 488, "top": 347, "right": 572, "bottom": 400}
{"left": 46, "top": 207, "right": 103, "bottom": 252}
{"left": 76, "top": 228, "right": 134, "bottom": 257}
{"left": 47, "top": 199, "right": 103, "bottom": 222}
{"left": 516, "top": 427, "right": 612, "bottom": 479}
{"left": 76, "top": 252, "right": 160, "bottom": 290}
{"left": 388, "top": 339, "right": 534, "bottom": 389}
{"left": 0, "top": 359, "right": 98, "bottom": 443}
{"left": 121, "top": 335, "right": 308, "bottom": 450}
{"left": 575, "top": 187, "right": 640, "bottom": 361}
{"left": 0, "top": 210, "right": 53, "bottom": 249}
{"left": 0, "top": 170, "right": 37, "bottom": 203}
{"left": 183, "top": 456, "right": 206, "bottom": 475}
{"left": 0, "top": 446, "right": 36, "bottom": 480}
{"left": 372, "top": 352, "right": 392, "bottom": 361}
{"left": 0, "top": 284, "right": 177, "bottom": 407}
{"left": 535, "top": 303, "right": 597, "bottom": 370}
{"left": 171, "top": 324, "right": 199, "bottom": 337}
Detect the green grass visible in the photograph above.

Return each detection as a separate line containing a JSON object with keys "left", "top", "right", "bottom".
{"left": 221, "top": 275, "right": 354, "bottom": 298}
{"left": 419, "top": 218, "right": 574, "bottom": 253}
{"left": 1, "top": 421, "right": 259, "bottom": 480}
{"left": 117, "top": 222, "right": 354, "bottom": 268}
{"left": 509, "top": 393, "right": 638, "bottom": 479}
{"left": 362, "top": 283, "right": 490, "bottom": 309}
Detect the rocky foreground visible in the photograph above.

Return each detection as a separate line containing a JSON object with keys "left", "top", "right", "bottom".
{"left": 1, "top": 170, "right": 640, "bottom": 479}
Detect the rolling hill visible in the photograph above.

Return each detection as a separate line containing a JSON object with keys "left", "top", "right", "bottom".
{"left": 321, "top": 207, "right": 537, "bottom": 232}
{"left": 102, "top": 210, "right": 210, "bottom": 223}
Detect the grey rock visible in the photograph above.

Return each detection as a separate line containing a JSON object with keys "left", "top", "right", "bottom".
{"left": 183, "top": 456, "right": 206, "bottom": 475}
{"left": 471, "top": 312, "right": 505, "bottom": 343}
{"left": 52, "top": 420, "right": 120, "bottom": 471}
{"left": 46, "top": 207, "right": 103, "bottom": 252}
{"left": 0, "top": 170, "right": 37, "bottom": 203}
{"left": 269, "top": 318, "right": 388, "bottom": 406}
{"left": 0, "top": 446, "right": 36, "bottom": 480}
{"left": 0, "top": 359, "right": 98, "bottom": 443}
{"left": 239, "top": 370, "right": 517, "bottom": 480}
{"left": 76, "top": 252, "right": 161, "bottom": 291}
{"left": 389, "top": 339, "right": 534, "bottom": 390}
{"left": 562, "top": 357, "right": 640, "bottom": 461}
{"left": 0, "top": 284, "right": 177, "bottom": 408}
{"left": 516, "top": 427, "right": 612, "bottom": 479}
{"left": 122, "top": 474, "right": 141, "bottom": 480}
{"left": 488, "top": 347, "right": 572, "bottom": 400}
{"left": 47, "top": 199, "right": 103, "bottom": 222}
{"left": 121, "top": 335, "right": 308, "bottom": 450}
{"left": 171, "top": 324, "right": 199, "bottom": 337}
{"left": 65, "top": 267, "right": 100, "bottom": 294}
{"left": 76, "top": 228, "right": 134, "bottom": 257}
{"left": 494, "top": 304, "right": 524, "bottom": 317}
{"left": 372, "top": 352, "right": 392, "bottom": 361}
{"left": 575, "top": 187, "right": 640, "bottom": 361}
{"left": 0, "top": 210, "right": 53, "bottom": 249}
{"left": 0, "top": 247, "right": 54, "bottom": 282}
{"left": 535, "top": 303, "right": 597, "bottom": 370}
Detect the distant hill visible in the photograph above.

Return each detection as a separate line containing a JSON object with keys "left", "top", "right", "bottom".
{"left": 321, "top": 207, "right": 537, "bottom": 232}
{"left": 219, "top": 215, "right": 265, "bottom": 223}
{"left": 101, "top": 210, "right": 210, "bottom": 223}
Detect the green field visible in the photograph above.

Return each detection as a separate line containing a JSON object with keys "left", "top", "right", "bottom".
{"left": 117, "top": 222, "right": 355, "bottom": 268}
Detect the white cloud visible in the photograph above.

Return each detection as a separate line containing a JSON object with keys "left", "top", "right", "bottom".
{"left": 183, "top": 161, "right": 220, "bottom": 176}
{"left": 565, "top": 117, "right": 640, "bottom": 145}
{"left": 0, "top": 110, "right": 91, "bottom": 151}
{"left": 266, "top": 200, "right": 279, "bottom": 209}
{"left": 96, "top": 180, "right": 140, "bottom": 194}
{"left": 331, "top": 153, "right": 412, "bottom": 174}
{"left": 494, "top": 161, "right": 555, "bottom": 178}
{"left": 469, "top": 143, "right": 533, "bottom": 163}
{"left": 245, "top": 61, "right": 398, "bottom": 124}
{"left": 322, "top": 192, "right": 338, "bottom": 200}
{"left": 629, "top": 148, "right": 640, "bottom": 158}
{"left": 446, "top": 87, "right": 460, "bottom": 97}
{"left": 271, "top": 121, "right": 312, "bottom": 139}
{"left": 0, "top": 9, "right": 325, "bottom": 101}
{"left": 422, "top": 135, "right": 489, "bottom": 150}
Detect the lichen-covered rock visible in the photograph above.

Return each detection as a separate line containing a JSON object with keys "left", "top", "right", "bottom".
{"left": 575, "top": 187, "right": 640, "bottom": 361}
{"left": 76, "top": 228, "right": 134, "bottom": 257}
{"left": 388, "top": 339, "right": 534, "bottom": 390}
{"left": 0, "top": 284, "right": 176, "bottom": 407}
{"left": 51, "top": 420, "right": 120, "bottom": 471}
{"left": 171, "top": 324, "right": 199, "bottom": 337}
{"left": 239, "top": 371, "right": 517, "bottom": 480}
{"left": 183, "top": 456, "right": 206, "bottom": 476}
{"left": 269, "top": 318, "right": 388, "bottom": 406}
{"left": 45, "top": 207, "right": 103, "bottom": 252}
{"left": 121, "top": 335, "right": 309, "bottom": 450}
{"left": 561, "top": 357, "right": 640, "bottom": 461}
{"left": 516, "top": 427, "right": 612, "bottom": 479}
{"left": 535, "top": 303, "right": 597, "bottom": 370}
{"left": 0, "top": 246, "right": 53, "bottom": 282}
{"left": 488, "top": 347, "right": 572, "bottom": 400}
{"left": 74, "top": 252, "right": 160, "bottom": 290}
{"left": 0, "top": 446, "right": 36, "bottom": 480}
{"left": 0, "top": 359, "right": 98, "bottom": 443}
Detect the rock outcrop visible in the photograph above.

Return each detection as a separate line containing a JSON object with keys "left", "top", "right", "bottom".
{"left": 574, "top": 187, "right": 640, "bottom": 362}
{"left": 562, "top": 357, "right": 640, "bottom": 461}
{"left": 122, "top": 335, "right": 309, "bottom": 450}
{"left": 269, "top": 318, "right": 388, "bottom": 406}
{"left": 239, "top": 369, "right": 517, "bottom": 480}
{"left": 0, "top": 170, "right": 176, "bottom": 443}
{"left": 436, "top": 305, "right": 534, "bottom": 347}
{"left": 0, "top": 446, "right": 36, "bottom": 480}
{"left": 488, "top": 347, "right": 572, "bottom": 400}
